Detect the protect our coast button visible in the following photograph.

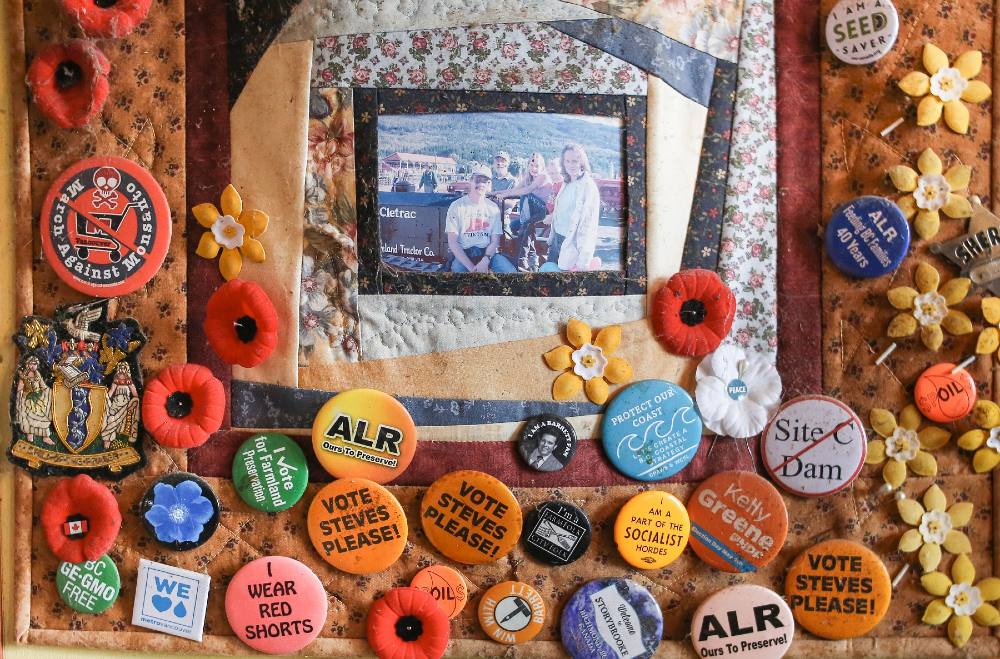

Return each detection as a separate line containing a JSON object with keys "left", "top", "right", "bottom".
{"left": 478, "top": 581, "right": 545, "bottom": 644}
{"left": 761, "top": 395, "right": 867, "bottom": 497}
{"left": 687, "top": 471, "right": 788, "bottom": 572}
{"left": 420, "top": 470, "right": 522, "bottom": 565}
{"left": 39, "top": 156, "right": 171, "bottom": 298}
{"left": 522, "top": 501, "right": 591, "bottom": 566}
{"left": 784, "top": 539, "right": 891, "bottom": 639}
{"left": 57, "top": 555, "right": 120, "bottom": 614}
{"left": 232, "top": 433, "right": 309, "bottom": 512}
{"left": 139, "top": 472, "right": 220, "bottom": 551}
{"left": 311, "top": 388, "right": 416, "bottom": 484}
{"left": 614, "top": 490, "right": 690, "bottom": 569}
{"left": 914, "top": 363, "right": 977, "bottom": 423}
{"left": 825, "top": 0, "right": 899, "bottom": 65}
{"left": 691, "top": 584, "right": 794, "bottom": 659}
{"left": 225, "top": 556, "right": 327, "bottom": 655}
{"left": 307, "top": 477, "right": 407, "bottom": 574}
{"left": 601, "top": 380, "right": 702, "bottom": 481}
{"left": 410, "top": 565, "right": 468, "bottom": 619}
{"left": 561, "top": 578, "right": 663, "bottom": 659}
{"left": 825, "top": 196, "right": 909, "bottom": 278}
{"left": 518, "top": 414, "right": 577, "bottom": 472}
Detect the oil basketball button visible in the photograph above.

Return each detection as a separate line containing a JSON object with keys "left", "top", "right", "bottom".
{"left": 226, "top": 556, "right": 327, "bottom": 655}
{"left": 785, "top": 539, "right": 891, "bottom": 639}
{"left": 57, "top": 555, "right": 120, "bottom": 614}
{"left": 691, "top": 584, "right": 794, "bottom": 659}
{"left": 561, "top": 578, "right": 663, "bottom": 659}
{"left": 307, "top": 478, "right": 407, "bottom": 574}
{"left": 420, "top": 470, "right": 522, "bottom": 565}
{"left": 232, "top": 433, "right": 309, "bottom": 513}
{"left": 478, "top": 581, "right": 545, "bottom": 645}
{"left": 825, "top": 196, "right": 909, "bottom": 278}
{"left": 761, "top": 395, "right": 867, "bottom": 497}
{"left": 601, "top": 380, "right": 703, "bottom": 481}
{"left": 688, "top": 471, "right": 788, "bottom": 573}
{"left": 522, "top": 501, "right": 592, "bottom": 566}
{"left": 825, "top": 0, "right": 899, "bottom": 65}
{"left": 914, "top": 363, "right": 977, "bottom": 423}
{"left": 40, "top": 156, "right": 171, "bottom": 298}
{"left": 410, "top": 565, "right": 468, "bottom": 619}
{"left": 518, "top": 414, "right": 577, "bottom": 472}
{"left": 311, "top": 388, "right": 416, "bottom": 484}
{"left": 614, "top": 490, "right": 689, "bottom": 569}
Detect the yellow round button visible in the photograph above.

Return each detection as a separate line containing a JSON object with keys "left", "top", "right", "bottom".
{"left": 311, "top": 388, "right": 417, "bottom": 484}
{"left": 614, "top": 491, "right": 690, "bottom": 569}
{"left": 478, "top": 581, "right": 545, "bottom": 644}
{"left": 307, "top": 478, "right": 408, "bottom": 574}
{"left": 420, "top": 470, "right": 522, "bottom": 565}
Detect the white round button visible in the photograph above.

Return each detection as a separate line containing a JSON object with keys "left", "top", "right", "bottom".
{"left": 825, "top": 0, "right": 899, "bottom": 65}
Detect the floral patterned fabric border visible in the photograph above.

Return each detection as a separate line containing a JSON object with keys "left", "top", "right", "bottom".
{"left": 311, "top": 23, "right": 646, "bottom": 95}
{"left": 717, "top": 0, "right": 778, "bottom": 357}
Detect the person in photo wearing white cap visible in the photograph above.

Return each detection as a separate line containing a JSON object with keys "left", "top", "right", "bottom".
{"left": 491, "top": 151, "right": 516, "bottom": 193}
{"left": 445, "top": 165, "right": 517, "bottom": 273}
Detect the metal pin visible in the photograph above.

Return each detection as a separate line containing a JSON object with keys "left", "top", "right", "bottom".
{"left": 705, "top": 434, "right": 719, "bottom": 459}
{"left": 952, "top": 356, "right": 976, "bottom": 373}
{"left": 892, "top": 564, "right": 910, "bottom": 589}
{"left": 875, "top": 342, "right": 897, "bottom": 366}
{"left": 880, "top": 117, "right": 904, "bottom": 137}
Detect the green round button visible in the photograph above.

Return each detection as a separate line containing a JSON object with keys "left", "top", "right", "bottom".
{"left": 56, "top": 555, "right": 120, "bottom": 614}
{"left": 232, "top": 433, "right": 309, "bottom": 512}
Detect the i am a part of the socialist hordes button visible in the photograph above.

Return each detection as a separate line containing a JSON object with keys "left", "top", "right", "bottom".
{"left": 761, "top": 395, "right": 867, "bottom": 497}
{"left": 420, "top": 470, "right": 522, "bottom": 565}
{"left": 614, "top": 490, "right": 690, "bottom": 570}
{"left": 40, "top": 156, "right": 172, "bottom": 298}
{"left": 785, "top": 539, "right": 891, "bottom": 640}
{"left": 691, "top": 584, "right": 794, "bottom": 659}
{"left": 311, "top": 388, "right": 416, "bottom": 484}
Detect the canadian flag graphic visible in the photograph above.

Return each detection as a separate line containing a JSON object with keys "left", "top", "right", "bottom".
{"left": 63, "top": 516, "right": 89, "bottom": 537}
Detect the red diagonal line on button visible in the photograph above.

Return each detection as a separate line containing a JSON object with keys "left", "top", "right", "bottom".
{"left": 62, "top": 197, "right": 140, "bottom": 254}
{"left": 768, "top": 418, "right": 857, "bottom": 473}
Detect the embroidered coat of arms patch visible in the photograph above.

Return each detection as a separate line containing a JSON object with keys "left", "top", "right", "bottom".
{"left": 8, "top": 301, "right": 146, "bottom": 478}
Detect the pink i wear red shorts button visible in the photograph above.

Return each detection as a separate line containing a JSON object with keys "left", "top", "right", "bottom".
{"left": 225, "top": 556, "right": 327, "bottom": 655}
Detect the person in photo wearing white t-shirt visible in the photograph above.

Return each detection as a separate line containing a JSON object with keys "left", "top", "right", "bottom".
{"left": 446, "top": 165, "right": 517, "bottom": 273}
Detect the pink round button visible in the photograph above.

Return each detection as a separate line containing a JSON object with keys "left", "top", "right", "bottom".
{"left": 226, "top": 556, "right": 327, "bottom": 655}
{"left": 691, "top": 584, "right": 793, "bottom": 659}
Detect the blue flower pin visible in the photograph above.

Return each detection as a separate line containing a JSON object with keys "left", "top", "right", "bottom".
{"left": 144, "top": 480, "right": 214, "bottom": 544}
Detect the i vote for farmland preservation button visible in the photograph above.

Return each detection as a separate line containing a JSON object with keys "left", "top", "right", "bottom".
{"left": 232, "top": 433, "right": 308, "bottom": 512}
{"left": 761, "top": 395, "right": 867, "bottom": 497}
{"left": 784, "top": 539, "right": 891, "bottom": 639}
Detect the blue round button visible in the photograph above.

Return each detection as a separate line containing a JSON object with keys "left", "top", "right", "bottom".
{"left": 560, "top": 578, "right": 663, "bottom": 659}
{"left": 601, "top": 380, "right": 702, "bottom": 481}
{"left": 825, "top": 196, "right": 909, "bottom": 278}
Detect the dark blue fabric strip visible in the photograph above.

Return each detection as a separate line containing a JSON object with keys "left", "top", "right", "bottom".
{"left": 231, "top": 380, "right": 602, "bottom": 429}
{"left": 546, "top": 18, "right": 716, "bottom": 107}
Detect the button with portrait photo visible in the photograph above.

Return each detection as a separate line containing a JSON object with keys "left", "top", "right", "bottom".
{"left": 517, "top": 414, "right": 577, "bottom": 472}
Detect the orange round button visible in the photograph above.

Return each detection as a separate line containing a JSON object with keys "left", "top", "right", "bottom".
{"left": 614, "top": 490, "right": 690, "bottom": 569}
{"left": 307, "top": 478, "right": 407, "bottom": 574}
{"left": 420, "top": 470, "right": 522, "bottom": 565}
{"left": 687, "top": 471, "right": 788, "bottom": 572}
{"left": 784, "top": 539, "right": 891, "bottom": 639}
{"left": 913, "top": 363, "right": 977, "bottom": 423}
{"left": 311, "top": 389, "right": 417, "bottom": 484}
{"left": 410, "top": 565, "right": 468, "bottom": 619}
{"left": 478, "top": 581, "right": 545, "bottom": 644}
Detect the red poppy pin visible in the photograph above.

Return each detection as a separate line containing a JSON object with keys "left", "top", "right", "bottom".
{"left": 204, "top": 280, "right": 279, "bottom": 368}
{"left": 652, "top": 269, "right": 736, "bottom": 357}
{"left": 143, "top": 364, "right": 225, "bottom": 448}
{"left": 41, "top": 474, "right": 121, "bottom": 563}
{"left": 58, "top": 0, "right": 153, "bottom": 39}
{"left": 367, "top": 587, "right": 450, "bottom": 659}
{"left": 27, "top": 40, "right": 111, "bottom": 129}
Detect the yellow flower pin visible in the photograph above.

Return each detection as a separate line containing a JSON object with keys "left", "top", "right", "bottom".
{"left": 957, "top": 400, "right": 1000, "bottom": 473}
{"left": 898, "top": 43, "right": 992, "bottom": 133}
{"left": 920, "top": 554, "right": 1000, "bottom": 647}
{"left": 544, "top": 318, "right": 633, "bottom": 405}
{"left": 886, "top": 262, "right": 972, "bottom": 351}
{"left": 887, "top": 148, "right": 972, "bottom": 240}
{"left": 867, "top": 404, "right": 949, "bottom": 489}
{"left": 897, "top": 484, "right": 974, "bottom": 573}
{"left": 193, "top": 184, "right": 269, "bottom": 281}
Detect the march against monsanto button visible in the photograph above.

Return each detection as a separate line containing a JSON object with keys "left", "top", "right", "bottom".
{"left": 784, "top": 539, "right": 891, "bottom": 639}
{"left": 560, "top": 578, "right": 663, "bottom": 659}
{"left": 420, "top": 470, "right": 522, "bottom": 565}
{"left": 914, "top": 363, "right": 977, "bottom": 423}
{"left": 232, "top": 433, "right": 309, "bottom": 512}
{"left": 307, "top": 478, "right": 407, "bottom": 574}
{"left": 478, "top": 581, "right": 546, "bottom": 644}
{"left": 601, "top": 380, "right": 702, "bottom": 481}
{"left": 691, "top": 585, "right": 794, "bottom": 659}
{"left": 687, "top": 471, "right": 788, "bottom": 573}
{"left": 825, "top": 0, "right": 899, "bottom": 65}
{"left": 614, "top": 490, "right": 689, "bottom": 570}
{"left": 824, "top": 196, "right": 909, "bottom": 278}
{"left": 761, "top": 395, "right": 867, "bottom": 497}
{"left": 57, "top": 555, "right": 120, "bottom": 614}
{"left": 311, "top": 388, "right": 416, "bottom": 484}
{"left": 225, "top": 556, "right": 327, "bottom": 655}
{"left": 40, "top": 156, "right": 171, "bottom": 298}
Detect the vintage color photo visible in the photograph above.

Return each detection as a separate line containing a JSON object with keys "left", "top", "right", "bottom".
{"left": 377, "top": 112, "right": 626, "bottom": 274}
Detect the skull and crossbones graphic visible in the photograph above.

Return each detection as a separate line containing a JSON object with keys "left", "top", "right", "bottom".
{"left": 91, "top": 166, "right": 121, "bottom": 209}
